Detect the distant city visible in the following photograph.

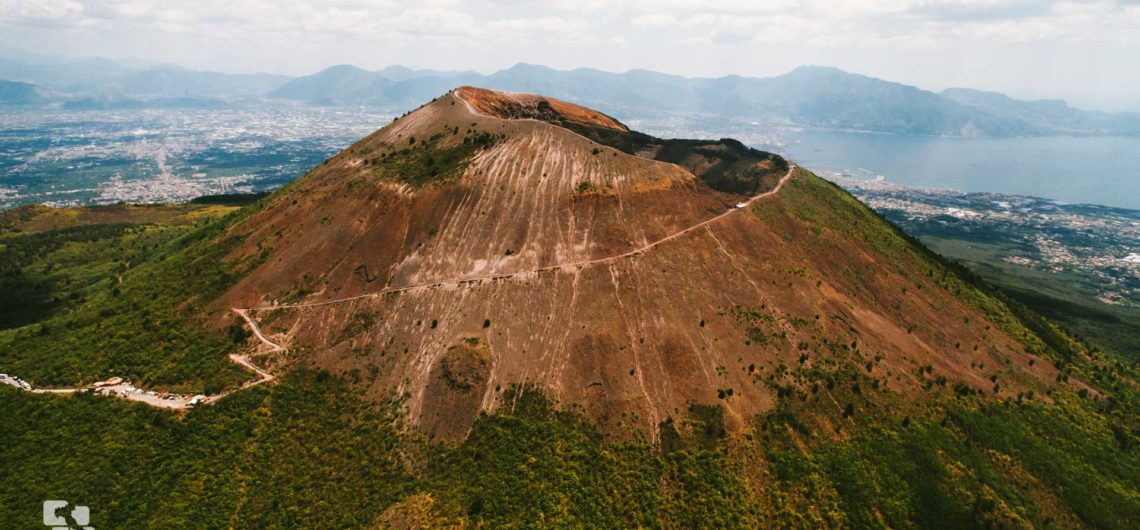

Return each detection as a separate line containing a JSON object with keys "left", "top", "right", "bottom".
{"left": 2, "top": 102, "right": 1135, "bottom": 318}
{"left": 830, "top": 174, "right": 1140, "bottom": 310}
{"left": 0, "top": 105, "right": 390, "bottom": 208}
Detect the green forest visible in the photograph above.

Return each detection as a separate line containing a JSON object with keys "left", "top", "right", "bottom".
{"left": 2, "top": 369, "right": 1138, "bottom": 528}
{"left": 1, "top": 191, "right": 1138, "bottom": 528}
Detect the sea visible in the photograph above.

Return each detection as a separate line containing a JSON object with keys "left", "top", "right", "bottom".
{"left": 776, "top": 131, "right": 1140, "bottom": 210}
{"left": 3, "top": 106, "right": 1139, "bottom": 211}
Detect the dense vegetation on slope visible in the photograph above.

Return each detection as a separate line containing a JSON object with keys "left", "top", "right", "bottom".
{"left": 899, "top": 233, "right": 1140, "bottom": 362}
{"left": 360, "top": 125, "right": 499, "bottom": 187}
{"left": 1, "top": 93, "right": 1137, "bottom": 527}
{"left": 0, "top": 371, "right": 411, "bottom": 529}
{"left": 2, "top": 370, "right": 1137, "bottom": 529}
{"left": 0, "top": 181, "right": 1136, "bottom": 528}
{"left": 0, "top": 204, "right": 256, "bottom": 393}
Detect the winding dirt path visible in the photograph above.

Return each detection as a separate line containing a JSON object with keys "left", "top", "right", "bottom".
{"left": 6, "top": 92, "right": 796, "bottom": 410}
{"left": 242, "top": 163, "right": 796, "bottom": 312}
{"left": 232, "top": 308, "right": 285, "bottom": 354}
{"left": 4, "top": 155, "right": 794, "bottom": 411}
{"left": 0, "top": 313, "right": 281, "bottom": 410}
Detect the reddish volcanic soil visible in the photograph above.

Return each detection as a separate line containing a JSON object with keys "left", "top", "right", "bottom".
{"left": 216, "top": 88, "right": 1074, "bottom": 438}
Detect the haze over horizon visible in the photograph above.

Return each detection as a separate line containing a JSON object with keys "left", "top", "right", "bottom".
{"left": 1, "top": 0, "right": 1139, "bottom": 112}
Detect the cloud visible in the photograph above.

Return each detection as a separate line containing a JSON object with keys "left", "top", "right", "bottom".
{"left": 708, "top": 29, "right": 753, "bottom": 44}
{"left": 630, "top": 13, "right": 678, "bottom": 28}
{"left": 3, "top": 0, "right": 1135, "bottom": 47}
{"left": 1, "top": 0, "right": 1138, "bottom": 84}
{"left": 487, "top": 16, "right": 576, "bottom": 32}
{"left": 905, "top": 0, "right": 1052, "bottom": 21}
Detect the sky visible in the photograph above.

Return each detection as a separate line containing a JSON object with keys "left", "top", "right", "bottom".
{"left": 1, "top": 0, "right": 1139, "bottom": 111}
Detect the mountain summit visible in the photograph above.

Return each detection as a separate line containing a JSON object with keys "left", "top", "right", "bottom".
{"left": 218, "top": 87, "right": 1073, "bottom": 438}
{"left": 4, "top": 87, "right": 1130, "bottom": 528}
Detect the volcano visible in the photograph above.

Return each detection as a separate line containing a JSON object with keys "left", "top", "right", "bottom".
{"left": 218, "top": 87, "right": 1073, "bottom": 438}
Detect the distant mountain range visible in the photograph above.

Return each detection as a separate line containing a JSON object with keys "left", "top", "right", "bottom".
{"left": 0, "top": 79, "right": 48, "bottom": 106}
{"left": 0, "top": 55, "right": 288, "bottom": 100}
{"left": 2, "top": 52, "right": 1138, "bottom": 137}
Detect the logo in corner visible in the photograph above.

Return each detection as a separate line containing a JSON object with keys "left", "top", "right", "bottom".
{"left": 43, "top": 500, "right": 94, "bottom": 530}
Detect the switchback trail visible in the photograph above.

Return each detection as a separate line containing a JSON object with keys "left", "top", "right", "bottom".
{"left": 6, "top": 97, "right": 795, "bottom": 410}
{"left": 233, "top": 308, "right": 285, "bottom": 355}
{"left": 0, "top": 314, "right": 281, "bottom": 410}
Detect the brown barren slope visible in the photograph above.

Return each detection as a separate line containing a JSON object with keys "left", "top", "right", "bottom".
{"left": 455, "top": 86, "right": 628, "bottom": 132}
{"left": 216, "top": 88, "right": 1080, "bottom": 438}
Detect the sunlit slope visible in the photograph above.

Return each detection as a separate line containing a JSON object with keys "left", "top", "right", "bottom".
{"left": 212, "top": 88, "right": 1084, "bottom": 437}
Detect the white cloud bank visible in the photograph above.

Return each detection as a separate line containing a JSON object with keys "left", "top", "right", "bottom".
{"left": 0, "top": 0, "right": 1138, "bottom": 109}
